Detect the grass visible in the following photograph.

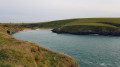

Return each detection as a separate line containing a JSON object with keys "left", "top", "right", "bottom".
{"left": 0, "top": 23, "right": 79, "bottom": 67}
{"left": 63, "top": 18, "right": 120, "bottom": 27}
{"left": 16, "top": 19, "right": 78, "bottom": 29}
{"left": 14, "top": 18, "right": 120, "bottom": 33}
{"left": 1, "top": 18, "right": 120, "bottom": 67}
{"left": 52, "top": 18, "right": 120, "bottom": 34}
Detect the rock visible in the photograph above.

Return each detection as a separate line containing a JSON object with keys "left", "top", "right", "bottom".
{"left": 52, "top": 29, "right": 120, "bottom": 36}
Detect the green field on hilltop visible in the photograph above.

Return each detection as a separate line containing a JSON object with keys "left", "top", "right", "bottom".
{"left": 18, "top": 19, "right": 79, "bottom": 29}
{"left": 64, "top": 18, "right": 120, "bottom": 26}
{"left": 14, "top": 18, "right": 120, "bottom": 35}
{"left": 51, "top": 18, "right": 120, "bottom": 34}
{"left": 16, "top": 18, "right": 120, "bottom": 30}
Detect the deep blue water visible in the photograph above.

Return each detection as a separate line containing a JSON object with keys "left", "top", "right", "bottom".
{"left": 13, "top": 30, "right": 120, "bottom": 67}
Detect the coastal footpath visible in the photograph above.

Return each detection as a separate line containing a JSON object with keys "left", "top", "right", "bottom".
{"left": 0, "top": 23, "right": 79, "bottom": 67}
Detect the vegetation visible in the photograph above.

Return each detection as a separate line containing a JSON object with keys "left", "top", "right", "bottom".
{"left": 0, "top": 23, "right": 79, "bottom": 67}
{"left": 16, "top": 19, "right": 78, "bottom": 29}
{"left": 15, "top": 18, "right": 120, "bottom": 35}
{"left": 1, "top": 18, "right": 120, "bottom": 67}
{"left": 51, "top": 18, "right": 120, "bottom": 36}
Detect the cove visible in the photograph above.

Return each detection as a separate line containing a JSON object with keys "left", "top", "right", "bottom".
{"left": 13, "top": 30, "right": 120, "bottom": 67}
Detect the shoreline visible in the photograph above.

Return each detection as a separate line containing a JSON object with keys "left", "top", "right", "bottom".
{"left": 52, "top": 29, "right": 120, "bottom": 36}
{"left": 7, "top": 27, "right": 80, "bottom": 67}
{"left": 12, "top": 28, "right": 80, "bottom": 67}
{"left": 17, "top": 28, "right": 52, "bottom": 33}
{"left": 13, "top": 28, "right": 75, "bottom": 58}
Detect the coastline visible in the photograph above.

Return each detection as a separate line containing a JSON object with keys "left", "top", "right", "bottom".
{"left": 13, "top": 28, "right": 76, "bottom": 60}
{"left": 0, "top": 24, "right": 79, "bottom": 67}
{"left": 12, "top": 28, "right": 80, "bottom": 67}
{"left": 17, "top": 28, "right": 52, "bottom": 33}
{"left": 52, "top": 28, "right": 120, "bottom": 36}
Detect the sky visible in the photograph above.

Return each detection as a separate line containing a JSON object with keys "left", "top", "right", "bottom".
{"left": 0, "top": 0, "right": 120, "bottom": 23}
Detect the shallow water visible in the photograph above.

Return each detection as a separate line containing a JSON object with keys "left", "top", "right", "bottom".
{"left": 13, "top": 30, "right": 120, "bottom": 67}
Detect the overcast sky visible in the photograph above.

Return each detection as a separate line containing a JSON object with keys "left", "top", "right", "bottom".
{"left": 0, "top": 0, "right": 120, "bottom": 23}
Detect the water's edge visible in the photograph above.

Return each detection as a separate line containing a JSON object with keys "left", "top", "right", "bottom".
{"left": 13, "top": 30, "right": 120, "bottom": 67}
{"left": 12, "top": 29, "right": 80, "bottom": 67}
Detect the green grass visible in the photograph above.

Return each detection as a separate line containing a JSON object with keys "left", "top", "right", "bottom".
{"left": 1, "top": 18, "right": 120, "bottom": 67}
{"left": 63, "top": 18, "right": 120, "bottom": 26}
{"left": 15, "top": 18, "right": 120, "bottom": 33}
{"left": 0, "top": 23, "right": 79, "bottom": 67}
{"left": 52, "top": 18, "right": 120, "bottom": 33}
{"left": 16, "top": 19, "right": 78, "bottom": 29}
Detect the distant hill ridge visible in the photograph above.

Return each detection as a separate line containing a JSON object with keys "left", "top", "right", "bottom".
{"left": 17, "top": 18, "right": 120, "bottom": 36}
{"left": 51, "top": 18, "right": 120, "bottom": 36}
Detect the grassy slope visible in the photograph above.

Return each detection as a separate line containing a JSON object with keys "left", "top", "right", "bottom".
{"left": 17, "top": 19, "right": 79, "bottom": 29}
{"left": 53, "top": 18, "right": 120, "bottom": 34}
{"left": 0, "top": 24, "right": 79, "bottom": 67}
{"left": 16, "top": 18, "right": 120, "bottom": 33}
{"left": 1, "top": 18, "right": 120, "bottom": 67}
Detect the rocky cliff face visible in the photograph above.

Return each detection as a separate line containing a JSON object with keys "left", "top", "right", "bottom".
{"left": 52, "top": 26, "right": 120, "bottom": 36}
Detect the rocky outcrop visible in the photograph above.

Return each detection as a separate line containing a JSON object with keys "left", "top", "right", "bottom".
{"left": 52, "top": 28, "right": 120, "bottom": 36}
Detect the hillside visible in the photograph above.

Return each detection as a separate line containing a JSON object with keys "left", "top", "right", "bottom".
{"left": 15, "top": 18, "right": 120, "bottom": 36}
{"left": 1, "top": 18, "right": 120, "bottom": 67}
{"left": 18, "top": 19, "right": 79, "bottom": 29}
{"left": 52, "top": 18, "right": 120, "bottom": 36}
{"left": 0, "top": 23, "right": 79, "bottom": 67}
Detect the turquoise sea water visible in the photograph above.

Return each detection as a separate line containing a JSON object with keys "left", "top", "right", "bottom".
{"left": 13, "top": 30, "right": 120, "bottom": 67}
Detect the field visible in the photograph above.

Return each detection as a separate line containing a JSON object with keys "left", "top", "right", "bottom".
{"left": 15, "top": 18, "right": 120, "bottom": 34}
{"left": 51, "top": 18, "right": 120, "bottom": 35}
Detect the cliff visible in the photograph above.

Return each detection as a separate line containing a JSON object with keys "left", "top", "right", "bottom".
{"left": 0, "top": 23, "right": 79, "bottom": 67}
